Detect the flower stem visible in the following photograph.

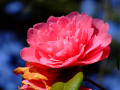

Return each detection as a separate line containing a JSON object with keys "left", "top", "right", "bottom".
{"left": 84, "top": 75, "right": 106, "bottom": 90}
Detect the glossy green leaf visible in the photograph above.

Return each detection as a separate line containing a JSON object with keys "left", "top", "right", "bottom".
{"left": 50, "top": 82, "right": 64, "bottom": 90}
{"left": 64, "top": 72, "right": 83, "bottom": 90}
{"left": 50, "top": 72, "right": 83, "bottom": 90}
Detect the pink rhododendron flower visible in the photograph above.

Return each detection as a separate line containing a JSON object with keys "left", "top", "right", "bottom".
{"left": 21, "top": 11, "right": 111, "bottom": 68}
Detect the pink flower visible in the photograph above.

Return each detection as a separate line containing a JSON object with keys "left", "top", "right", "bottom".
{"left": 21, "top": 11, "right": 111, "bottom": 68}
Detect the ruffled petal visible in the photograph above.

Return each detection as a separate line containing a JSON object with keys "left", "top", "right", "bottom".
{"left": 47, "top": 16, "right": 59, "bottom": 23}
{"left": 20, "top": 47, "right": 39, "bottom": 63}
{"left": 93, "top": 18, "right": 109, "bottom": 34}
{"left": 47, "top": 44, "right": 85, "bottom": 68}
{"left": 101, "top": 46, "right": 110, "bottom": 59}
{"left": 77, "top": 47, "right": 103, "bottom": 66}
{"left": 66, "top": 11, "right": 80, "bottom": 20}
{"left": 76, "top": 13, "right": 92, "bottom": 29}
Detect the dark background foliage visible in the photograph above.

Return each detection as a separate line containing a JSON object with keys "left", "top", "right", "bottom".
{"left": 0, "top": 0, "right": 120, "bottom": 90}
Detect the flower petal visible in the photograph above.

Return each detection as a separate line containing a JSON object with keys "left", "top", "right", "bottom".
{"left": 93, "top": 19, "right": 109, "bottom": 34}
{"left": 66, "top": 11, "right": 80, "bottom": 20}
{"left": 77, "top": 48, "right": 103, "bottom": 66}
{"left": 101, "top": 46, "right": 110, "bottom": 59}
{"left": 20, "top": 47, "right": 39, "bottom": 63}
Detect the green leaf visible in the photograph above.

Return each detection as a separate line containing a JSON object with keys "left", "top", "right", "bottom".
{"left": 50, "top": 72, "right": 83, "bottom": 90}
{"left": 50, "top": 82, "right": 64, "bottom": 90}
{"left": 64, "top": 72, "right": 83, "bottom": 90}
